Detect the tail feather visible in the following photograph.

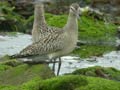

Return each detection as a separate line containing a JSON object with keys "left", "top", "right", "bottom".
{"left": 9, "top": 53, "right": 41, "bottom": 59}
{"left": 8, "top": 54, "right": 53, "bottom": 64}
{"left": 9, "top": 54, "right": 31, "bottom": 59}
{"left": 9, "top": 54, "right": 21, "bottom": 59}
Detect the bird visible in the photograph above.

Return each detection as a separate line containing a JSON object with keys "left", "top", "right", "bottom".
{"left": 10, "top": 3, "right": 84, "bottom": 75}
{"left": 32, "top": 1, "right": 49, "bottom": 43}
{"left": 31, "top": 0, "right": 61, "bottom": 74}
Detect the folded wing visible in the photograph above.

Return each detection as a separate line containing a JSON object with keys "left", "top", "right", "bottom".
{"left": 11, "top": 29, "right": 64, "bottom": 58}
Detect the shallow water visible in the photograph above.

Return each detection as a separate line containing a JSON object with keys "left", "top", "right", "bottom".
{"left": 0, "top": 33, "right": 32, "bottom": 56}
{"left": 54, "top": 51, "right": 120, "bottom": 75}
{"left": 0, "top": 33, "right": 120, "bottom": 75}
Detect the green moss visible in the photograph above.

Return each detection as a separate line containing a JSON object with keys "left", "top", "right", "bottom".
{"left": 0, "top": 2, "right": 25, "bottom": 32}
{"left": 76, "top": 76, "right": 120, "bottom": 90}
{"left": 21, "top": 75, "right": 87, "bottom": 90}
{"left": 73, "top": 45, "right": 115, "bottom": 58}
{"left": 46, "top": 14, "right": 67, "bottom": 28}
{"left": 0, "top": 64, "right": 54, "bottom": 85}
{"left": 2, "top": 60, "right": 22, "bottom": 67}
{"left": 102, "top": 67, "right": 120, "bottom": 81}
{"left": 84, "top": 0, "right": 91, "bottom": 4}
{"left": 0, "top": 55, "right": 11, "bottom": 62}
{"left": 72, "top": 66, "right": 120, "bottom": 81}
{"left": 0, "top": 55, "right": 23, "bottom": 67}
{"left": 21, "top": 77, "right": 42, "bottom": 90}
{"left": 0, "top": 85, "right": 17, "bottom": 90}
{"left": 38, "top": 75, "right": 87, "bottom": 90}
{"left": 0, "top": 64, "right": 12, "bottom": 73}
{"left": 79, "top": 16, "right": 116, "bottom": 42}
{"left": 0, "top": 75, "right": 120, "bottom": 90}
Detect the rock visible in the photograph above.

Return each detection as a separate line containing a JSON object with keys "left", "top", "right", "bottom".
{"left": 1, "top": 75, "right": 120, "bottom": 90}
{"left": 72, "top": 66, "right": 120, "bottom": 81}
{"left": 0, "top": 59, "right": 120, "bottom": 90}
{"left": 0, "top": 61, "right": 54, "bottom": 85}
{"left": 95, "top": 68, "right": 110, "bottom": 79}
{"left": 90, "top": 0, "right": 120, "bottom": 24}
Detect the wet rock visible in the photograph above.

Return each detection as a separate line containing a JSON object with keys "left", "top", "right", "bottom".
{"left": 72, "top": 66, "right": 120, "bottom": 81}
{"left": 95, "top": 68, "right": 110, "bottom": 79}
{"left": 0, "top": 59, "right": 55, "bottom": 85}
{"left": 68, "top": 62, "right": 73, "bottom": 65}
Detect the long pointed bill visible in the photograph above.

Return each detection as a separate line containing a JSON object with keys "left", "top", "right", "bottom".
{"left": 77, "top": 6, "right": 90, "bottom": 19}
{"left": 80, "top": 6, "right": 89, "bottom": 13}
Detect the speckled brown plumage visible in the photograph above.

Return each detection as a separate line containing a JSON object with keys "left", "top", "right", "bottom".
{"left": 20, "top": 29, "right": 64, "bottom": 57}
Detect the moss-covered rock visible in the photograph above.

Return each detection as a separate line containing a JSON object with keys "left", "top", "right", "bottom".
{"left": 73, "top": 45, "right": 115, "bottom": 58}
{"left": 0, "top": 55, "right": 23, "bottom": 67}
{"left": 0, "top": 63, "right": 54, "bottom": 85}
{"left": 0, "top": 75, "right": 88, "bottom": 90}
{"left": 0, "top": 64, "right": 12, "bottom": 73}
{"left": 0, "top": 2, "right": 25, "bottom": 32}
{"left": 1, "top": 60, "right": 22, "bottom": 67}
{"left": 0, "top": 85, "right": 17, "bottom": 90}
{"left": 20, "top": 77, "right": 42, "bottom": 90}
{"left": 72, "top": 66, "right": 120, "bottom": 81}
{"left": 21, "top": 75, "right": 88, "bottom": 90}
{"left": 0, "top": 75, "right": 120, "bottom": 90}
{"left": 76, "top": 76, "right": 120, "bottom": 90}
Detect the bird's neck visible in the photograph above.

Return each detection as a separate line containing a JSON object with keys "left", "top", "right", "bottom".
{"left": 64, "top": 12, "right": 78, "bottom": 33}
{"left": 33, "top": 3, "right": 46, "bottom": 28}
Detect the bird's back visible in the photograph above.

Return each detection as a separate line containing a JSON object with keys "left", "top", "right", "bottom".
{"left": 13, "top": 28, "right": 65, "bottom": 59}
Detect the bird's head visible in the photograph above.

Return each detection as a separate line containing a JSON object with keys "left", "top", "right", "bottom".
{"left": 69, "top": 3, "right": 89, "bottom": 19}
{"left": 69, "top": 3, "right": 80, "bottom": 18}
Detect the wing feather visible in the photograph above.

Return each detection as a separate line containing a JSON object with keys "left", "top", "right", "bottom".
{"left": 15, "top": 29, "right": 64, "bottom": 58}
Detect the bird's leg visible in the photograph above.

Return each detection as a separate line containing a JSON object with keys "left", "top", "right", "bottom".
{"left": 57, "top": 57, "right": 61, "bottom": 76}
{"left": 52, "top": 59, "right": 56, "bottom": 72}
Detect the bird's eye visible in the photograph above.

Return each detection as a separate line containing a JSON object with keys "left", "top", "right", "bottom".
{"left": 70, "top": 7, "right": 76, "bottom": 12}
{"left": 74, "top": 7, "right": 78, "bottom": 10}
